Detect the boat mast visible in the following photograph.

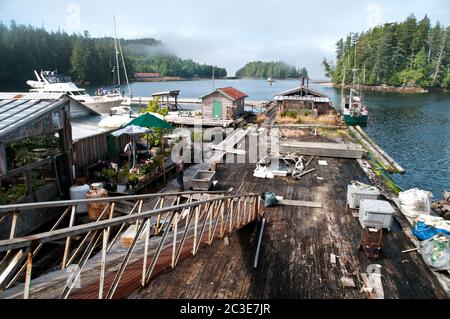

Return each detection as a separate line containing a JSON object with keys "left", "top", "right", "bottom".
{"left": 341, "top": 62, "right": 346, "bottom": 99}
{"left": 212, "top": 66, "right": 215, "bottom": 91}
{"left": 113, "top": 16, "right": 121, "bottom": 88}
{"left": 116, "top": 24, "right": 132, "bottom": 96}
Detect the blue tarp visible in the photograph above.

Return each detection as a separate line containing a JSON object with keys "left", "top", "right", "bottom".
{"left": 412, "top": 221, "right": 450, "bottom": 241}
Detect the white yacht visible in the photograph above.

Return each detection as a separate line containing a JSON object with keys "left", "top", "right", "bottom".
{"left": 27, "top": 70, "right": 124, "bottom": 114}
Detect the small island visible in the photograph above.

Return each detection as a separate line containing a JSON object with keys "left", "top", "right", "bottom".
{"left": 235, "top": 61, "right": 308, "bottom": 79}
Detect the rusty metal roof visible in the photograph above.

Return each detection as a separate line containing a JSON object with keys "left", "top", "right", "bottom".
{"left": 217, "top": 87, "right": 248, "bottom": 101}
{"left": 200, "top": 87, "right": 248, "bottom": 101}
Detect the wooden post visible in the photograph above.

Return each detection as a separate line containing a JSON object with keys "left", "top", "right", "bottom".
{"left": 0, "top": 144, "right": 7, "bottom": 176}
{"left": 62, "top": 205, "right": 76, "bottom": 270}
{"left": 9, "top": 212, "right": 18, "bottom": 240}
{"left": 23, "top": 250, "right": 33, "bottom": 299}
{"left": 99, "top": 228, "right": 108, "bottom": 299}
{"left": 142, "top": 218, "right": 151, "bottom": 287}
{"left": 171, "top": 212, "right": 179, "bottom": 269}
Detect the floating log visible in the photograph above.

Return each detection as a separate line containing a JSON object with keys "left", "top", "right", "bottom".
{"left": 354, "top": 126, "right": 405, "bottom": 174}
{"left": 349, "top": 127, "right": 395, "bottom": 172}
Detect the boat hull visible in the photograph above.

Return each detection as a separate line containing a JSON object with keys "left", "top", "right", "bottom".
{"left": 82, "top": 97, "right": 124, "bottom": 114}
{"left": 343, "top": 114, "right": 368, "bottom": 126}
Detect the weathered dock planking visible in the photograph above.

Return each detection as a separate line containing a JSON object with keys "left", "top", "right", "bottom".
{"left": 0, "top": 109, "right": 444, "bottom": 300}
{"left": 129, "top": 159, "right": 447, "bottom": 299}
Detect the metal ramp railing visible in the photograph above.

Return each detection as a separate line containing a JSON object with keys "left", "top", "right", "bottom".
{"left": 0, "top": 191, "right": 263, "bottom": 299}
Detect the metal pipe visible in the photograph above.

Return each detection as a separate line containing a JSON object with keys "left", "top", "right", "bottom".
{"left": 253, "top": 218, "right": 266, "bottom": 269}
{"left": 0, "top": 190, "right": 231, "bottom": 214}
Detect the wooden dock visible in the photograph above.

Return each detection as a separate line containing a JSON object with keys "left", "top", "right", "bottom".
{"left": 129, "top": 158, "right": 446, "bottom": 299}
{"left": 0, "top": 122, "right": 446, "bottom": 300}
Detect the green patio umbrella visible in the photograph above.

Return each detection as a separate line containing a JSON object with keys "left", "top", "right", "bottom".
{"left": 127, "top": 113, "right": 173, "bottom": 130}
{"left": 126, "top": 113, "right": 173, "bottom": 166}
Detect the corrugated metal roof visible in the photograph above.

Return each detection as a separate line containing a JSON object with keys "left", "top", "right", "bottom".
{"left": 274, "top": 95, "right": 331, "bottom": 103}
{"left": 0, "top": 92, "right": 66, "bottom": 100}
{"left": 71, "top": 115, "right": 117, "bottom": 141}
{"left": 0, "top": 93, "right": 68, "bottom": 140}
{"left": 218, "top": 87, "right": 248, "bottom": 101}
{"left": 151, "top": 90, "right": 180, "bottom": 97}
{"left": 275, "top": 86, "right": 329, "bottom": 99}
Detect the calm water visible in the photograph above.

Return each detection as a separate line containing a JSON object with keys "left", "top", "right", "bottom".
{"left": 2, "top": 79, "right": 449, "bottom": 196}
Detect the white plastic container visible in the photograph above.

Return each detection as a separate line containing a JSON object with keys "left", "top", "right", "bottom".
{"left": 347, "top": 182, "right": 380, "bottom": 209}
{"left": 359, "top": 199, "right": 396, "bottom": 231}
{"left": 69, "top": 184, "right": 90, "bottom": 214}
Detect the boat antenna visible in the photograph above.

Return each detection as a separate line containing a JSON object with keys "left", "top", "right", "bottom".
{"left": 113, "top": 16, "right": 121, "bottom": 88}
{"left": 341, "top": 62, "right": 346, "bottom": 99}
{"left": 116, "top": 20, "right": 132, "bottom": 97}
{"left": 212, "top": 66, "right": 215, "bottom": 91}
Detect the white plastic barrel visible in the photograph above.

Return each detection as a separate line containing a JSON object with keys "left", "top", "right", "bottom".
{"left": 69, "top": 184, "right": 90, "bottom": 214}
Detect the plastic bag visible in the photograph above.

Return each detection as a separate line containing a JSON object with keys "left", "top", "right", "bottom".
{"left": 264, "top": 192, "right": 278, "bottom": 208}
{"left": 419, "top": 235, "right": 450, "bottom": 271}
{"left": 398, "top": 188, "right": 433, "bottom": 224}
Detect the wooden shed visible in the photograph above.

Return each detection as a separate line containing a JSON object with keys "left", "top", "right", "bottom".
{"left": 274, "top": 86, "right": 333, "bottom": 115}
{"left": 71, "top": 115, "right": 129, "bottom": 174}
{"left": 201, "top": 87, "right": 248, "bottom": 121}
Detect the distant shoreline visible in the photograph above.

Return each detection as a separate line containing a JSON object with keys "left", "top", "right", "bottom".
{"left": 332, "top": 83, "right": 448, "bottom": 94}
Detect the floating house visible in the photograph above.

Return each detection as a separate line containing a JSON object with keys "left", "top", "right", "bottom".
{"left": 274, "top": 86, "right": 333, "bottom": 114}
{"left": 201, "top": 87, "right": 248, "bottom": 121}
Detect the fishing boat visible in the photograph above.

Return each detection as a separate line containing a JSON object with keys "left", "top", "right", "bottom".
{"left": 267, "top": 76, "right": 275, "bottom": 86}
{"left": 27, "top": 70, "right": 124, "bottom": 114}
{"left": 340, "top": 69, "right": 369, "bottom": 126}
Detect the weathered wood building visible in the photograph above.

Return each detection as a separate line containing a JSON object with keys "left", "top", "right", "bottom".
{"left": 201, "top": 87, "right": 248, "bottom": 120}
{"left": 0, "top": 93, "right": 76, "bottom": 238}
{"left": 71, "top": 115, "right": 129, "bottom": 176}
{"left": 274, "top": 86, "right": 333, "bottom": 114}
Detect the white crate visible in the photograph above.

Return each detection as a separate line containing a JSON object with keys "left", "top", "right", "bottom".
{"left": 359, "top": 199, "right": 395, "bottom": 231}
{"left": 347, "top": 183, "right": 380, "bottom": 209}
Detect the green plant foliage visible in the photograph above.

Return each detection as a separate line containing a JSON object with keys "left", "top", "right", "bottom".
{"left": 0, "top": 22, "right": 227, "bottom": 83}
{"left": 323, "top": 14, "right": 450, "bottom": 88}
{"left": 236, "top": 61, "right": 302, "bottom": 79}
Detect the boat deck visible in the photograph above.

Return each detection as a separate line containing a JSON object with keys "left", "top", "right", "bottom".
{"left": 129, "top": 159, "right": 447, "bottom": 299}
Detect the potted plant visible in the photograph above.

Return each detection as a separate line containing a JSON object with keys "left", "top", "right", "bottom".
{"left": 128, "top": 171, "right": 139, "bottom": 186}
{"left": 117, "top": 167, "right": 129, "bottom": 185}
{"left": 101, "top": 168, "right": 117, "bottom": 184}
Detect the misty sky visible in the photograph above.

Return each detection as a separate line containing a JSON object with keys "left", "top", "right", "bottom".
{"left": 1, "top": 0, "right": 449, "bottom": 78}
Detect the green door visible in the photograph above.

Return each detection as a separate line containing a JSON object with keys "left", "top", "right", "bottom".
{"left": 213, "top": 101, "right": 222, "bottom": 119}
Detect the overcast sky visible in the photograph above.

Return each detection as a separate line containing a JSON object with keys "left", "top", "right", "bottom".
{"left": 1, "top": 0, "right": 449, "bottom": 78}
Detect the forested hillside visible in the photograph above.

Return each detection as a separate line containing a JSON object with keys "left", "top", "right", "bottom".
{"left": 235, "top": 61, "right": 305, "bottom": 79}
{"left": 0, "top": 22, "right": 227, "bottom": 83}
{"left": 322, "top": 14, "right": 450, "bottom": 88}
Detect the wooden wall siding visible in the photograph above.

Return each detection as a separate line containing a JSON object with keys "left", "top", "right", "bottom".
{"left": 0, "top": 144, "right": 6, "bottom": 176}
{"left": 202, "top": 92, "right": 245, "bottom": 120}
{"left": 73, "top": 134, "right": 129, "bottom": 170}
{"left": 73, "top": 134, "right": 108, "bottom": 169}
{"left": 235, "top": 98, "right": 245, "bottom": 117}
{"left": 282, "top": 101, "right": 332, "bottom": 115}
